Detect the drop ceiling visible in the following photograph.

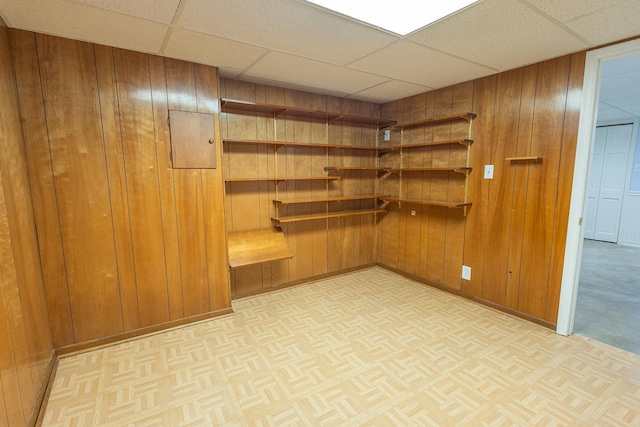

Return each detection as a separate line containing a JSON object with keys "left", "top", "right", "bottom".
{"left": 1, "top": 0, "right": 640, "bottom": 107}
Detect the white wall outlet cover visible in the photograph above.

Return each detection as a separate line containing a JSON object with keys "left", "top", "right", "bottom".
{"left": 383, "top": 129, "right": 391, "bottom": 141}
{"left": 410, "top": 210, "right": 416, "bottom": 216}
{"left": 484, "top": 164, "right": 494, "bottom": 179}
{"left": 462, "top": 265, "right": 471, "bottom": 280}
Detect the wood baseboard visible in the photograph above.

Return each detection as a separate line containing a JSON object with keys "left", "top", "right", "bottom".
{"left": 30, "top": 350, "right": 58, "bottom": 427}
{"left": 377, "top": 263, "right": 556, "bottom": 330}
{"left": 56, "top": 307, "right": 234, "bottom": 356}
{"left": 232, "top": 264, "right": 378, "bottom": 300}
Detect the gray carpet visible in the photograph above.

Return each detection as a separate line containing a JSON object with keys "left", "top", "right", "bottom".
{"left": 574, "top": 239, "right": 640, "bottom": 354}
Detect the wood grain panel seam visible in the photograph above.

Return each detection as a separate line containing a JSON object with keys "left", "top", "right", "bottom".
{"left": 33, "top": 34, "right": 76, "bottom": 343}
{"left": 509, "top": 65, "right": 540, "bottom": 307}
{"left": 150, "top": 55, "right": 173, "bottom": 319}
{"left": 93, "top": 44, "right": 132, "bottom": 333}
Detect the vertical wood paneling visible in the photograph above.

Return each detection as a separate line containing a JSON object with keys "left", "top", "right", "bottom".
{"left": 165, "top": 58, "right": 209, "bottom": 317}
{"left": 12, "top": 32, "right": 230, "bottom": 351}
{"left": 463, "top": 75, "right": 496, "bottom": 296}
{"left": 0, "top": 24, "right": 54, "bottom": 425}
{"left": 94, "top": 45, "right": 140, "bottom": 332}
{"left": 546, "top": 52, "right": 586, "bottom": 323}
{"left": 114, "top": 49, "right": 171, "bottom": 326}
{"left": 505, "top": 64, "right": 538, "bottom": 309}
{"left": 37, "top": 34, "right": 123, "bottom": 342}
{"left": 10, "top": 30, "right": 74, "bottom": 348}
{"left": 148, "top": 55, "right": 184, "bottom": 320}
{"left": 482, "top": 69, "right": 523, "bottom": 304}
{"left": 380, "top": 52, "right": 584, "bottom": 327}
{"left": 518, "top": 56, "right": 571, "bottom": 319}
{"left": 195, "top": 64, "right": 231, "bottom": 312}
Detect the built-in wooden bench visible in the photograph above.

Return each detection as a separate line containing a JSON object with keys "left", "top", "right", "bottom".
{"left": 227, "top": 228, "right": 293, "bottom": 268}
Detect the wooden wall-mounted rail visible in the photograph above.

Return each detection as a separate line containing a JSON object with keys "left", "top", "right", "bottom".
{"left": 506, "top": 156, "right": 543, "bottom": 166}
{"left": 227, "top": 228, "right": 293, "bottom": 268}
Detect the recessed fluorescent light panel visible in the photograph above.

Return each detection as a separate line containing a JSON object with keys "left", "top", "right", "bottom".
{"left": 305, "top": 0, "right": 480, "bottom": 35}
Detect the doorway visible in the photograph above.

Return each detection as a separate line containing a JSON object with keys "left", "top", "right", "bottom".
{"left": 557, "top": 38, "right": 640, "bottom": 346}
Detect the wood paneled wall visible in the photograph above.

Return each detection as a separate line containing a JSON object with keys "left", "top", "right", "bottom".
{"left": 10, "top": 30, "right": 231, "bottom": 349}
{"left": 220, "top": 79, "right": 381, "bottom": 296}
{"left": 0, "top": 24, "right": 54, "bottom": 426}
{"left": 379, "top": 53, "right": 586, "bottom": 326}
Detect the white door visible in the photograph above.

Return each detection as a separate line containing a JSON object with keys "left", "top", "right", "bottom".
{"left": 583, "top": 128, "right": 606, "bottom": 239}
{"left": 584, "top": 124, "right": 634, "bottom": 243}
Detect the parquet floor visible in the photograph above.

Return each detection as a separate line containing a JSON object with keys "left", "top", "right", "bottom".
{"left": 42, "top": 267, "right": 640, "bottom": 426}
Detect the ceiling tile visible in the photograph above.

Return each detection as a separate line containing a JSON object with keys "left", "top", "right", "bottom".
{"left": 348, "top": 80, "right": 433, "bottom": 103}
{"left": 408, "top": 0, "right": 588, "bottom": 71}
{"left": 244, "top": 51, "right": 388, "bottom": 95}
{"left": 164, "top": 28, "right": 267, "bottom": 71}
{"left": 66, "top": 0, "right": 180, "bottom": 24}
{"left": 0, "top": 0, "right": 168, "bottom": 53}
{"left": 567, "top": 0, "right": 640, "bottom": 45}
{"left": 522, "top": 0, "right": 623, "bottom": 23}
{"left": 176, "top": 0, "right": 397, "bottom": 65}
{"left": 348, "top": 40, "right": 496, "bottom": 89}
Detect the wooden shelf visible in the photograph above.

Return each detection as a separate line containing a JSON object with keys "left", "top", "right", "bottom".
{"left": 324, "top": 166, "right": 387, "bottom": 172}
{"left": 382, "top": 197, "right": 471, "bottom": 209}
{"left": 391, "top": 113, "right": 476, "bottom": 130}
{"left": 274, "top": 194, "right": 388, "bottom": 205}
{"left": 223, "top": 139, "right": 338, "bottom": 149}
{"left": 391, "top": 139, "right": 472, "bottom": 149}
{"left": 386, "top": 167, "right": 471, "bottom": 175}
{"left": 223, "top": 140, "right": 391, "bottom": 153}
{"left": 221, "top": 98, "right": 397, "bottom": 127}
{"left": 272, "top": 209, "right": 386, "bottom": 224}
{"left": 337, "top": 145, "right": 392, "bottom": 153}
{"left": 225, "top": 176, "right": 340, "bottom": 183}
{"left": 227, "top": 228, "right": 293, "bottom": 268}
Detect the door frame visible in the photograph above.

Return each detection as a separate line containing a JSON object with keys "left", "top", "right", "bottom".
{"left": 556, "top": 38, "right": 640, "bottom": 336}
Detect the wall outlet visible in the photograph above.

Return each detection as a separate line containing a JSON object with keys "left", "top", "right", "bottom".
{"left": 484, "top": 165, "right": 494, "bottom": 179}
{"left": 383, "top": 129, "right": 391, "bottom": 141}
{"left": 410, "top": 210, "right": 416, "bottom": 216}
{"left": 462, "top": 265, "right": 471, "bottom": 280}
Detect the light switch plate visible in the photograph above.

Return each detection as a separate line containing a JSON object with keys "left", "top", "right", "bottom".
{"left": 484, "top": 165, "right": 494, "bottom": 179}
{"left": 384, "top": 129, "right": 391, "bottom": 141}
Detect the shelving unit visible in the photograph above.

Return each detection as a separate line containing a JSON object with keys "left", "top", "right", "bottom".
{"left": 222, "top": 98, "right": 392, "bottom": 260}
{"left": 386, "top": 112, "right": 477, "bottom": 215}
